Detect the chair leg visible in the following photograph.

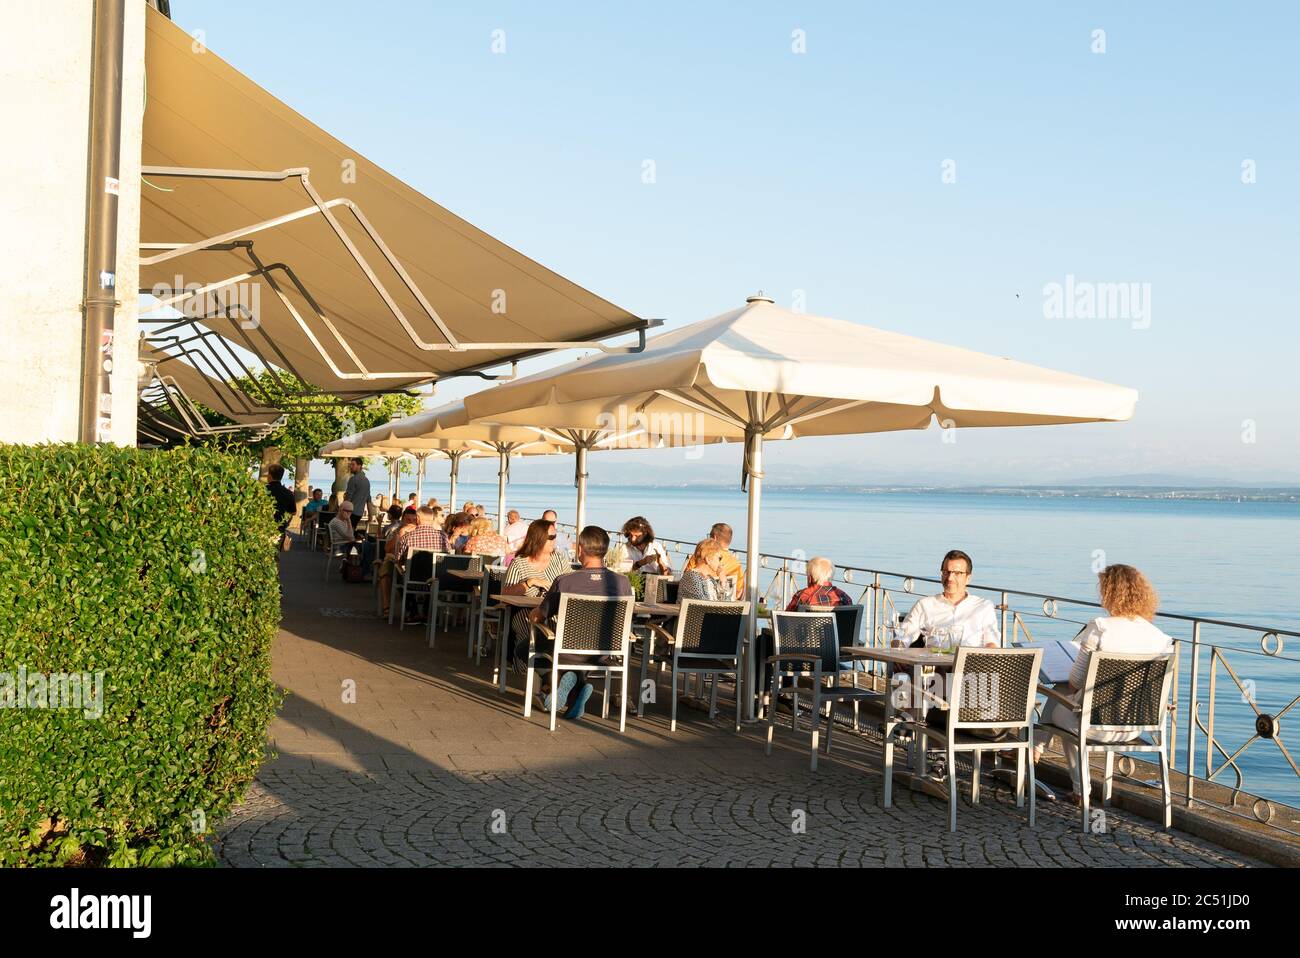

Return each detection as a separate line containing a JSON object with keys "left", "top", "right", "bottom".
{"left": 948, "top": 744, "right": 958, "bottom": 832}
{"left": 1015, "top": 745, "right": 1025, "bottom": 809}
{"left": 765, "top": 684, "right": 776, "bottom": 756}
{"left": 1158, "top": 742, "right": 1172, "bottom": 829}
{"left": 549, "top": 660, "right": 560, "bottom": 732}
{"left": 883, "top": 721, "right": 895, "bottom": 807}
{"left": 523, "top": 658, "right": 535, "bottom": 718}
{"left": 824, "top": 699, "right": 834, "bottom": 755}
{"left": 971, "top": 751, "right": 981, "bottom": 804}
{"left": 1078, "top": 744, "right": 1090, "bottom": 833}
{"left": 734, "top": 669, "right": 742, "bottom": 732}
{"left": 1103, "top": 751, "right": 1115, "bottom": 805}
{"left": 809, "top": 693, "right": 820, "bottom": 771}
{"left": 398, "top": 583, "right": 408, "bottom": 630}
{"left": 709, "top": 674, "right": 719, "bottom": 719}
{"left": 637, "top": 649, "right": 650, "bottom": 718}
{"left": 619, "top": 664, "right": 629, "bottom": 733}
{"left": 791, "top": 689, "right": 800, "bottom": 731}
{"left": 426, "top": 604, "right": 435, "bottom": 648}
{"left": 388, "top": 578, "right": 398, "bottom": 625}
{"left": 1028, "top": 739, "right": 1037, "bottom": 828}
{"left": 670, "top": 664, "right": 679, "bottom": 732}
{"left": 601, "top": 671, "right": 610, "bottom": 720}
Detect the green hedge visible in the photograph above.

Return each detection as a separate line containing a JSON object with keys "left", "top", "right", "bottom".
{"left": 0, "top": 445, "right": 282, "bottom": 866}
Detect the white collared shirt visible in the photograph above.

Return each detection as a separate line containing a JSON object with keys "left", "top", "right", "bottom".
{"left": 901, "top": 593, "right": 1001, "bottom": 646}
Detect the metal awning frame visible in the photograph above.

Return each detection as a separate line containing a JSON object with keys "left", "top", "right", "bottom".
{"left": 139, "top": 165, "right": 661, "bottom": 380}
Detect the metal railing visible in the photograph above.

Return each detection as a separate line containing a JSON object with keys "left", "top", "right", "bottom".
{"left": 508, "top": 515, "right": 1300, "bottom": 836}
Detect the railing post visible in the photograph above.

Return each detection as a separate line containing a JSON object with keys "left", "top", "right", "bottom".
{"left": 871, "top": 573, "right": 882, "bottom": 647}
{"left": 1000, "top": 591, "right": 1009, "bottom": 648}
{"left": 1206, "top": 644, "right": 1216, "bottom": 783}
{"left": 1185, "top": 621, "right": 1201, "bottom": 807}
{"left": 780, "top": 559, "right": 790, "bottom": 610}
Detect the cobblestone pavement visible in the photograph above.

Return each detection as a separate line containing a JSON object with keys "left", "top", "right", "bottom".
{"left": 216, "top": 551, "right": 1262, "bottom": 868}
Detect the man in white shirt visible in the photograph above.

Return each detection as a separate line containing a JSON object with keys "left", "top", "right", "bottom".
{"left": 503, "top": 509, "right": 529, "bottom": 554}
{"left": 901, "top": 550, "right": 1000, "bottom": 647}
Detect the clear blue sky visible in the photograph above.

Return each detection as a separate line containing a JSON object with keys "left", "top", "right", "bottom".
{"left": 177, "top": 1, "right": 1300, "bottom": 485}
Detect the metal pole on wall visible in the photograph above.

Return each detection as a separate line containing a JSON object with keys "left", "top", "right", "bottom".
{"left": 79, "top": 0, "right": 126, "bottom": 443}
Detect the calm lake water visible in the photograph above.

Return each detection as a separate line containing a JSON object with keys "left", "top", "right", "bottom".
{"left": 384, "top": 474, "right": 1300, "bottom": 810}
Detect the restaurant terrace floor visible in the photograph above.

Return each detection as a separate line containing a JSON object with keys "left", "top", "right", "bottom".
{"left": 216, "top": 547, "right": 1267, "bottom": 868}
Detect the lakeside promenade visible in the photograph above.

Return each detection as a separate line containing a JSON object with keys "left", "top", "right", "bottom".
{"left": 216, "top": 548, "right": 1265, "bottom": 868}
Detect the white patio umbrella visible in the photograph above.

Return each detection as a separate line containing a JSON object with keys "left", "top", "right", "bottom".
{"left": 465, "top": 294, "right": 1139, "bottom": 718}
{"left": 322, "top": 400, "right": 566, "bottom": 532}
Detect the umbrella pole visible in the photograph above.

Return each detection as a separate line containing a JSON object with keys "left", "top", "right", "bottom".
{"left": 393, "top": 457, "right": 401, "bottom": 502}
{"left": 415, "top": 453, "right": 426, "bottom": 503}
{"left": 744, "top": 429, "right": 763, "bottom": 722}
{"left": 575, "top": 443, "right": 589, "bottom": 532}
{"left": 448, "top": 452, "right": 460, "bottom": 511}
{"left": 497, "top": 449, "right": 509, "bottom": 534}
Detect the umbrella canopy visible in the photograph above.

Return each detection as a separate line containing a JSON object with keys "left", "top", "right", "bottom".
{"left": 464, "top": 296, "right": 1138, "bottom": 437}
{"left": 321, "top": 401, "right": 566, "bottom": 526}
{"left": 464, "top": 295, "right": 1139, "bottom": 717}
{"left": 140, "top": 6, "right": 649, "bottom": 399}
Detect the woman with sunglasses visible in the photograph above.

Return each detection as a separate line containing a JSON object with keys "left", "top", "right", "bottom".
{"left": 503, "top": 519, "right": 572, "bottom": 664}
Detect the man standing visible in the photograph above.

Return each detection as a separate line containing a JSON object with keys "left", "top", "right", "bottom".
{"left": 683, "top": 522, "right": 744, "bottom": 598}
{"left": 901, "top": 549, "right": 1000, "bottom": 647}
{"left": 265, "top": 463, "right": 297, "bottom": 533}
{"left": 344, "top": 457, "right": 371, "bottom": 530}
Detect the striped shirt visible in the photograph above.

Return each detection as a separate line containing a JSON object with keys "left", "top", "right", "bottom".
{"left": 505, "top": 552, "right": 572, "bottom": 645}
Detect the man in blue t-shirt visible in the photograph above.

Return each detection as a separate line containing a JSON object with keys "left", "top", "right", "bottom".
{"left": 529, "top": 525, "right": 632, "bottom": 720}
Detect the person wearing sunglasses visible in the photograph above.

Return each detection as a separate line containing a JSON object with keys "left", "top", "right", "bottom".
{"left": 504, "top": 518, "right": 573, "bottom": 666}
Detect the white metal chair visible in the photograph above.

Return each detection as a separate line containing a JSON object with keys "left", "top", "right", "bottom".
{"left": 799, "top": 603, "right": 871, "bottom": 728}
{"left": 523, "top": 594, "right": 634, "bottom": 732}
{"left": 427, "top": 554, "right": 480, "bottom": 647}
{"left": 323, "top": 524, "right": 354, "bottom": 581}
{"left": 1037, "top": 651, "right": 1176, "bottom": 832}
{"left": 390, "top": 549, "right": 438, "bottom": 630}
{"left": 638, "top": 599, "right": 748, "bottom": 731}
{"left": 884, "top": 647, "right": 1043, "bottom": 832}
{"left": 764, "top": 611, "right": 880, "bottom": 770}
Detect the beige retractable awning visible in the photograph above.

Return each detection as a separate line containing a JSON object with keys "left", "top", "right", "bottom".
{"left": 139, "top": 6, "right": 648, "bottom": 398}
{"left": 140, "top": 344, "right": 281, "bottom": 425}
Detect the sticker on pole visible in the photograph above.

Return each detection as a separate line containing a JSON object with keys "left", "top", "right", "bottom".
{"left": 105, "top": 176, "right": 120, "bottom": 195}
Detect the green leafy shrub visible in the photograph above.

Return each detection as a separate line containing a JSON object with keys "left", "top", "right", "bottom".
{"left": 0, "top": 445, "right": 282, "bottom": 866}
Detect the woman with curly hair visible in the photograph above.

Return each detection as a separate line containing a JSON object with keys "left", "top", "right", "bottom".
{"left": 1034, "top": 564, "right": 1173, "bottom": 800}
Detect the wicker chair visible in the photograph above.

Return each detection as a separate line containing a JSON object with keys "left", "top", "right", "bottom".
{"left": 764, "top": 611, "right": 879, "bottom": 770}
{"left": 427, "top": 554, "right": 481, "bottom": 647}
{"left": 638, "top": 599, "right": 749, "bottom": 731}
{"left": 389, "top": 549, "right": 438, "bottom": 630}
{"left": 884, "top": 647, "right": 1043, "bottom": 832}
{"left": 799, "top": 603, "right": 871, "bottom": 727}
{"left": 323, "top": 524, "right": 354, "bottom": 581}
{"left": 523, "top": 594, "right": 635, "bottom": 732}
{"left": 1037, "top": 651, "right": 1176, "bottom": 831}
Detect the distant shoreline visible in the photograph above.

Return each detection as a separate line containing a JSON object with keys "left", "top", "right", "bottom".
{"left": 438, "top": 480, "right": 1300, "bottom": 504}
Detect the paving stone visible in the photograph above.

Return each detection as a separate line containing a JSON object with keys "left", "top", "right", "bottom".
{"left": 215, "top": 550, "right": 1267, "bottom": 869}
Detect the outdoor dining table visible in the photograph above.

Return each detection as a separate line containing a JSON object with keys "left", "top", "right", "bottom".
{"left": 841, "top": 645, "right": 960, "bottom": 776}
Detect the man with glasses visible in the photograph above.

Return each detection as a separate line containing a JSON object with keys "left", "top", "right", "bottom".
{"left": 900, "top": 550, "right": 1000, "bottom": 647}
